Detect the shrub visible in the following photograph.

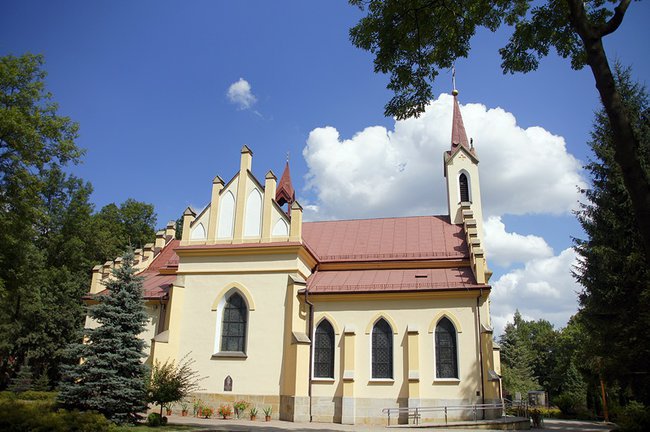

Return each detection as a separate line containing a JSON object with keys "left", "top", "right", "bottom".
{"left": 0, "top": 398, "right": 110, "bottom": 431}
{"left": 147, "top": 412, "right": 162, "bottom": 427}
{"left": 203, "top": 407, "right": 214, "bottom": 418}
{"left": 554, "top": 392, "right": 584, "bottom": 416}
{"left": 617, "top": 401, "right": 650, "bottom": 432}
{"left": 18, "top": 390, "right": 57, "bottom": 401}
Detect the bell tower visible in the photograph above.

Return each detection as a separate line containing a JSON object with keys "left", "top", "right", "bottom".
{"left": 443, "top": 88, "right": 489, "bottom": 283}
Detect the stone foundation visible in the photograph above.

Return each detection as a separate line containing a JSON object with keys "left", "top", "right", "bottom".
{"left": 310, "top": 396, "right": 341, "bottom": 423}
{"left": 280, "top": 395, "right": 310, "bottom": 422}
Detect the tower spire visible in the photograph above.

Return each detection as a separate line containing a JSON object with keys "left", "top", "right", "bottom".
{"left": 276, "top": 157, "right": 295, "bottom": 213}
{"left": 451, "top": 76, "right": 470, "bottom": 151}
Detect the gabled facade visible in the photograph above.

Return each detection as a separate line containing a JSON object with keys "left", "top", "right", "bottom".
{"left": 87, "top": 92, "right": 501, "bottom": 425}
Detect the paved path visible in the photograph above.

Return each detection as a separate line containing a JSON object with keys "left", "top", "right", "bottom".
{"left": 169, "top": 415, "right": 616, "bottom": 432}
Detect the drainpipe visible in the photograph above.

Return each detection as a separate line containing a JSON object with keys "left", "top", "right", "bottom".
{"left": 476, "top": 289, "right": 486, "bottom": 415}
{"left": 305, "top": 264, "right": 317, "bottom": 423}
{"left": 158, "top": 298, "right": 166, "bottom": 333}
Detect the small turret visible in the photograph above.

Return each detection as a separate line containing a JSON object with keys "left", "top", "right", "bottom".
{"left": 276, "top": 156, "right": 295, "bottom": 214}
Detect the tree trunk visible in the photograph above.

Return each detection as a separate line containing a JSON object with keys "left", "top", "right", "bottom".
{"left": 569, "top": 2, "right": 650, "bottom": 267}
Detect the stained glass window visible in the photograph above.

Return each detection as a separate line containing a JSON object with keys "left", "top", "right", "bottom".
{"left": 314, "top": 320, "right": 334, "bottom": 378}
{"left": 372, "top": 319, "right": 393, "bottom": 379}
{"left": 435, "top": 317, "right": 458, "bottom": 378}
{"left": 221, "top": 293, "right": 247, "bottom": 353}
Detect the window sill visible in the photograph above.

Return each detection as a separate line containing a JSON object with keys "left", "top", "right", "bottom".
{"left": 311, "top": 377, "right": 335, "bottom": 383}
{"left": 368, "top": 378, "right": 394, "bottom": 384}
{"left": 433, "top": 378, "right": 460, "bottom": 384}
{"left": 212, "top": 351, "right": 247, "bottom": 359}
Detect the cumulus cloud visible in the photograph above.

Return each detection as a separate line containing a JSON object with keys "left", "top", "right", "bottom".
{"left": 484, "top": 216, "right": 553, "bottom": 267}
{"left": 302, "top": 93, "right": 585, "bottom": 221}
{"left": 226, "top": 78, "right": 257, "bottom": 110}
{"left": 489, "top": 248, "right": 581, "bottom": 335}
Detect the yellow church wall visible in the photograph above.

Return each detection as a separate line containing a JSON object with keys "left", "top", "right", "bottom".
{"left": 312, "top": 296, "right": 483, "bottom": 400}
{"left": 171, "top": 272, "right": 290, "bottom": 396}
{"left": 306, "top": 294, "right": 496, "bottom": 424}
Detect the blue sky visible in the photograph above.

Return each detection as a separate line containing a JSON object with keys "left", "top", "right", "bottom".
{"left": 2, "top": 1, "right": 649, "bottom": 334}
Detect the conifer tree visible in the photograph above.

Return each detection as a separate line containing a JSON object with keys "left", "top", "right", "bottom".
{"left": 8, "top": 362, "right": 33, "bottom": 393}
{"left": 574, "top": 64, "right": 650, "bottom": 405}
{"left": 499, "top": 311, "right": 538, "bottom": 397}
{"left": 59, "top": 251, "right": 149, "bottom": 424}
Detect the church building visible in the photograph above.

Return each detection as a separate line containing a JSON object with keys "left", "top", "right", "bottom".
{"left": 87, "top": 90, "right": 501, "bottom": 425}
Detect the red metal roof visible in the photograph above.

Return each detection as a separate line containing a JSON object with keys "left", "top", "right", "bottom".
{"left": 140, "top": 273, "right": 176, "bottom": 299}
{"left": 276, "top": 161, "right": 295, "bottom": 206}
{"left": 451, "top": 92, "right": 470, "bottom": 151}
{"left": 302, "top": 215, "right": 467, "bottom": 262}
{"left": 307, "top": 267, "right": 484, "bottom": 294}
{"left": 147, "top": 239, "right": 180, "bottom": 271}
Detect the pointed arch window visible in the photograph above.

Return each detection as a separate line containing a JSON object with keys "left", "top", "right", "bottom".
{"left": 314, "top": 320, "right": 335, "bottom": 378}
{"left": 435, "top": 317, "right": 458, "bottom": 379}
{"left": 372, "top": 319, "right": 393, "bottom": 379}
{"left": 459, "top": 173, "right": 470, "bottom": 203}
{"left": 221, "top": 292, "right": 247, "bottom": 353}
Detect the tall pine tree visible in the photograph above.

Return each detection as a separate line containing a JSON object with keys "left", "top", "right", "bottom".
{"left": 574, "top": 65, "right": 650, "bottom": 405}
{"left": 59, "top": 251, "right": 149, "bottom": 424}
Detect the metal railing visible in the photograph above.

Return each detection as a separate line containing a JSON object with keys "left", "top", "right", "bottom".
{"left": 382, "top": 402, "right": 505, "bottom": 426}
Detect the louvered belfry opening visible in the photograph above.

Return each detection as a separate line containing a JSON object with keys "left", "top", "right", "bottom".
{"left": 459, "top": 173, "right": 470, "bottom": 202}
{"left": 372, "top": 318, "right": 393, "bottom": 379}
{"left": 314, "top": 320, "right": 335, "bottom": 378}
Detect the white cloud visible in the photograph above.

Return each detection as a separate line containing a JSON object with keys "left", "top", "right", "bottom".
{"left": 489, "top": 248, "right": 581, "bottom": 335}
{"left": 226, "top": 78, "right": 257, "bottom": 110}
{"left": 300, "top": 94, "right": 586, "bottom": 334}
{"left": 302, "top": 93, "right": 586, "bottom": 221}
{"left": 484, "top": 216, "right": 553, "bottom": 267}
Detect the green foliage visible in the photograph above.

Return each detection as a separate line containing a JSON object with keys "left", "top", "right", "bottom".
{"left": 616, "top": 401, "right": 650, "bottom": 432}
{"left": 349, "top": 0, "right": 626, "bottom": 119}
{"left": 554, "top": 392, "right": 585, "bottom": 416}
{"left": 233, "top": 399, "right": 249, "bottom": 419}
{"left": 147, "top": 412, "right": 162, "bottom": 427}
{"left": 92, "top": 200, "right": 157, "bottom": 260}
{"left": 147, "top": 354, "right": 204, "bottom": 416}
{"left": 8, "top": 363, "right": 33, "bottom": 393}
{"left": 499, "top": 311, "right": 539, "bottom": 396}
{"left": 0, "top": 398, "right": 110, "bottom": 432}
{"left": 574, "top": 65, "right": 650, "bottom": 405}
{"left": 0, "top": 53, "right": 86, "bottom": 388}
{"left": 58, "top": 251, "right": 149, "bottom": 424}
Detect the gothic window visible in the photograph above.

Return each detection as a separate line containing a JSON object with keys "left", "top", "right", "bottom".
{"left": 314, "top": 320, "right": 335, "bottom": 378}
{"left": 435, "top": 317, "right": 458, "bottom": 379}
{"left": 459, "top": 173, "right": 470, "bottom": 202}
{"left": 220, "top": 292, "right": 247, "bottom": 353}
{"left": 372, "top": 318, "right": 393, "bottom": 379}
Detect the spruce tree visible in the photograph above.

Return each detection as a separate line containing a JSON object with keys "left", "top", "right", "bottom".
{"left": 59, "top": 251, "right": 149, "bottom": 424}
{"left": 8, "top": 362, "right": 33, "bottom": 393}
{"left": 499, "top": 311, "right": 538, "bottom": 397}
{"left": 574, "top": 65, "right": 650, "bottom": 405}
